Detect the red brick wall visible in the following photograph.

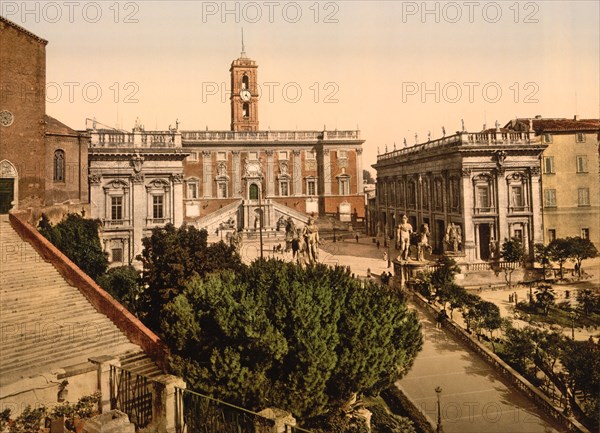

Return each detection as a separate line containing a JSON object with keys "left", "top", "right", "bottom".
{"left": 0, "top": 20, "right": 47, "bottom": 209}
{"left": 323, "top": 195, "right": 365, "bottom": 218}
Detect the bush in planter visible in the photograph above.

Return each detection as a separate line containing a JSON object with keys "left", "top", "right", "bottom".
{"left": 8, "top": 405, "right": 47, "bottom": 433}
{"left": 51, "top": 392, "right": 101, "bottom": 432}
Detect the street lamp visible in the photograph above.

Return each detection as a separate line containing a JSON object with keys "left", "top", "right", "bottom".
{"left": 435, "top": 386, "right": 444, "bottom": 433}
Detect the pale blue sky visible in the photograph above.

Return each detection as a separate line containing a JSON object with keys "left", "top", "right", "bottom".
{"left": 4, "top": 1, "right": 599, "bottom": 169}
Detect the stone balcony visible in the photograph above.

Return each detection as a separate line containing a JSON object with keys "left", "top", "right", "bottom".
{"left": 181, "top": 129, "right": 361, "bottom": 144}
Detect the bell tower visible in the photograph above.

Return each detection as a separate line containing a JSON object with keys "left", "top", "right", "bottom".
{"left": 230, "top": 32, "right": 259, "bottom": 131}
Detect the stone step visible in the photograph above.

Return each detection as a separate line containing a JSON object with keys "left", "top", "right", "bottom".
{"left": 1, "top": 273, "right": 65, "bottom": 286}
{"left": 0, "top": 316, "right": 126, "bottom": 356}
{"left": 1, "top": 289, "right": 92, "bottom": 311}
{"left": 0, "top": 341, "right": 140, "bottom": 386}
{"left": 0, "top": 324, "right": 133, "bottom": 368}
{"left": 0, "top": 303, "right": 104, "bottom": 331}
{"left": 1, "top": 295, "right": 90, "bottom": 314}
{"left": 1, "top": 280, "right": 73, "bottom": 294}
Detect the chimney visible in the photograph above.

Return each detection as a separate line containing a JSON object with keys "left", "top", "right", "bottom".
{"left": 574, "top": 114, "right": 579, "bottom": 121}
{"left": 535, "top": 115, "right": 542, "bottom": 119}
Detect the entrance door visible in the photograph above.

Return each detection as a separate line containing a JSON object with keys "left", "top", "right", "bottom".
{"left": 0, "top": 179, "right": 14, "bottom": 214}
{"left": 479, "top": 224, "right": 491, "bottom": 261}
{"left": 435, "top": 220, "right": 445, "bottom": 254}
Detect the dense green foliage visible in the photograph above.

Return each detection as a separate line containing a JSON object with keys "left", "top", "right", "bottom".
{"left": 162, "top": 259, "right": 422, "bottom": 420}
{"left": 38, "top": 213, "right": 108, "bottom": 280}
{"left": 97, "top": 265, "right": 141, "bottom": 311}
{"left": 137, "top": 223, "right": 242, "bottom": 329}
{"left": 368, "top": 405, "right": 417, "bottom": 433}
{"left": 500, "top": 237, "right": 525, "bottom": 286}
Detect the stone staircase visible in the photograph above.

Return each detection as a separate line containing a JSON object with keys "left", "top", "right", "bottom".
{"left": 0, "top": 215, "right": 146, "bottom": 387}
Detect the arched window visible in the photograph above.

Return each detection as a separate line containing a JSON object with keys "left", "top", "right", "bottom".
{"left": 249, "top": 183, "right": 259, "bottom": 200}
{"left": 54, "top": 150, "right": 65, "bottom": 181}
{"left": 242, "top": 103, "right": 250, "bottom": 118}
{"left": 242, "top": 75, "right": 249, "bottom": 90}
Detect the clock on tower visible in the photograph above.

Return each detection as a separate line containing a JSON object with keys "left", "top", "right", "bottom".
{"left": 230, "top": 43, "right": 259, "bottom": 132}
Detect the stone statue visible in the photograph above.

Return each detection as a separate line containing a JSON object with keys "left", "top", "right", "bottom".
{"left": 228, "top": 228, "right": 242, "bottom": 253}
{"left": 396, "top": 215, "right": 413, "bottom": 261}
{"left": 417, "top": 223, "right": 432, "bottom": 262}
{"left": 302, "top": 217, "right": 320, "bottom": 264}
{"left": 445, "top": 222, "right": 461, "bottom": 253}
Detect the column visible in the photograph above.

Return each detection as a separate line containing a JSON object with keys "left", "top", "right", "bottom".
{"left": 496, "top": 169, "right": 509, "bottom": 241}
{"left": 232, "top": 151, "right": 241, "bottom": 197}
{"left": 172, "top": 174, "right": 184, "bottom": 227}
{"left": 266, "top": 150, "right": 274, "bottom": 196}
{"left": 461, "top": 168, "right": 476, "bottom": 260}
{"left": 202, "top": 151, "right": 212, "bottom": 197}
{"left": 293, "top": 150, "right": 302, "bottom": 196}
{"left": 529, "top": 168, "right": 543, "bottom": 246}
{"left": 355, "top": 148, "right": 363, "bottom": 193}
{"left": 323, "top": 149, "right": 331, "bottom": 195}
{"left": 89, "top": 356, "right": 121, "bottom": 414}
{"left": 151, "top": 375, "right": 186, "bottom": 433}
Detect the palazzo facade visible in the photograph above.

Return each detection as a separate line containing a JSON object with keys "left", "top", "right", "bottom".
{"left": 372, "top": 128, "right": 547, "bottom": 262}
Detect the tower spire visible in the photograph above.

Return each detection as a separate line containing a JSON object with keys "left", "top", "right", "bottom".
{"left": 240, "top": 28, "right": 247, "bottom": 58}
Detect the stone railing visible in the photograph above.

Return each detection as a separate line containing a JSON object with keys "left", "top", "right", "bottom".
{"left": 377, "top": 131, "right": 536, "bottom": 163}
{"left": 181, "top": 130, "right": 361, "bottom": 143}
{"left": 90, "top": 130, "right": 182, "bottom": 148}
{"left": 410, "top": 291, "right": 591, "bottom": 433}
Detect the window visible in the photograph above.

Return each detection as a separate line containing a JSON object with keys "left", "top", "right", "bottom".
{"left": 576, "top": 132, "right": 585, "bottom": 143}
{"left": 421, "top": 179, "right": 430, "bottom": 210}
{"left": 153, "top": 195, "right": 164, "bottom": 219}
{"left": 543, "top": 156, "right": 555, "bottom": 174}
{"left": 544, "top": 189, "right": 556, "bottom": 207}
{"left": 581, "top": 228, "right": 590, "bottom": 240}
{"left": 434, "top": 179, "right": 443, "bottom": 210}
{"left": 217, "top": 181, "right": 228, "bottom": 198}
{"left": 547, "top": 229, "right": 556, "bottom": 242}
{"left": 407, "top": 181, "right": 416, "bottom": 207}
{"left": 111, "top": 248, "right": 123, "bottom": 263}
{"left": 279, "top": 151, "right": 288, "bottom": 160}
{"left": 578, "top": 188, "right": 590, "bottom": 206}
{"left": 53, "top": 150, "right": 65, "bottom": 181}
{"left": 307, "top": 179, "right": 316, "bottom": 196}
{"left": 576, "top": 155, "right": 588, "bottom": 173}
{"left": 111, "top": 196, "right": 123, "bottom": 220}
{"left": 476, "top": 186, "right": 490, "bottom": 208}
{"left": 511, "top": 186, "right": 524, "bottom": 207}
{"left": 187, "top": 182, "right": 198, "bottom": 199}
{"left": 242, "top": 103, "right": 250, "bottom": 118}
{"left": 242, "top": 74, "right": 249, "bottom": 90}
{"left": 449, "top": 178, "right": 460, "bottom": 210}
{"left": 249, "top": 183, "right": 259, "bottom": 200}
{"left": 280, "top": 181, "right": 289, "bottom": 196}
{"left": 217, "top": 151, "right": 226, "bottom": 161}
{"left": 543, "top": 133, "right": 552, "bottom": 143}
{"left": 338, "top": 177, "right": 350, "bottom": 196}
{"left": 514, "top": 229, "right": 523, "bottom": 241}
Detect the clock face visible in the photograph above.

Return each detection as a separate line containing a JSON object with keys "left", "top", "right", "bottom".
{"left": 240, "top": 89, "right": 251, "bottom": 102}
{"left": 0, "top": 110, "right": 14, "bottom": 127}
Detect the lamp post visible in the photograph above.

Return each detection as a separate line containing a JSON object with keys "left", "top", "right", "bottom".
{"left": 435, "top": 386, "right": 444, "bottom": 433}
{"left": 570, "top": 311, "right": 576, "bottom": 340}
{"left": 258, "top": 185, "right": 264, "bottom": 259}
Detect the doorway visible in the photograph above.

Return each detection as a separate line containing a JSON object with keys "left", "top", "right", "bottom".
{"left": 0, "top": 179, "right": 14, "bottom": 214}
{"left": 479, "top": 224, "right": 491, "bottom": 261}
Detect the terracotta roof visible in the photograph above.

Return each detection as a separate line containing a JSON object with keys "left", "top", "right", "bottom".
{"left": 0, "top": 15, "right": 48, "bottom": 45}
{"left": 45, "top": 115, "right": 79, "bottom": 136}
{"left": 505, "top": 118, "right": 600, "bottom": 133}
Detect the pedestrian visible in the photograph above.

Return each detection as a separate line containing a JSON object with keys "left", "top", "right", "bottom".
{"left": 383, "top": 251, "right": 388, "bottom": 262}
{"left": 509, "top": 293, "right": 513, "bottom": 303}
{"left": 436, "top": 309, "right": 448, "bottom": 329}
{"left": 355, "top": 234, "right": 359, "bottom": 243}
{"left": 376, "top": 239, "right": 380, "bottom": 249}
{"left": 367, "top": 268, "right": 372, "bottom": 278}
{"left": 514, "top": 292, "right": 518, "bottom": 304}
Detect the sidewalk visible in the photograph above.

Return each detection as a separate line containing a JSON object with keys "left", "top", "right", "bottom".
{"left": 398, "top": 303, "right": 567, "bottom": 433}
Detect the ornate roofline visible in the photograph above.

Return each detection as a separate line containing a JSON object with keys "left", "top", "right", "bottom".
{"left": 0, "top": 15, "right": 48, "bottom": 45}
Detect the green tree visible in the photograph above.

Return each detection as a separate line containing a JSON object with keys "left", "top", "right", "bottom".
{"left": 501, "top": 326, "right": 537, "bottom": 373}
{"left": 576, "top": 289, "right": 600, "bottom": 316}
{"left": 566, "top": 236, "right": 598, "bottom": 278}
{"left": 534, "top": 284, "right": 556, "bottom": 316}
{"left": 561, "top": 339, "right": 600, "bottom": 422}
{"left": 437, "top": 283, "right": 468, "bottom": 320}
{"left": 363, "top": 169, "right": 375, "bottom": 184}
{"left": 534, "top": 243, "right": 551, "bottom": 280}
{"left": 163, "top": 260, "right": 423, "bottom": 421}
{"left": 97, "top": 266, "right": 142, "bottom": 313}
{"left": 500, "top": 237, "right": 525, "bottom": 287}
{"left": 38, "top": 213, "right": 108, "bottom": 280}
{"left": 430, "top": 255, "right": 461, "bottom": 290}
{"left": 137, "top": 223, "right": 242, "bottom": 330}
{"left": 470, "top": 300, "right": 502, "bottom": 351}
{"left": 547, "top": 238, "right": 570, "bottom": 279}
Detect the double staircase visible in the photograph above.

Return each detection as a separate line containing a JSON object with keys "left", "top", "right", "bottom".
{"left": 0, "top": 215, "right": 154, "bottom": 387}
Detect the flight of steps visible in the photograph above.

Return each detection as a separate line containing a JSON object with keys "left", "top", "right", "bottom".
{"left": 0, "top": 215, "right": 142, "bottom": 386}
